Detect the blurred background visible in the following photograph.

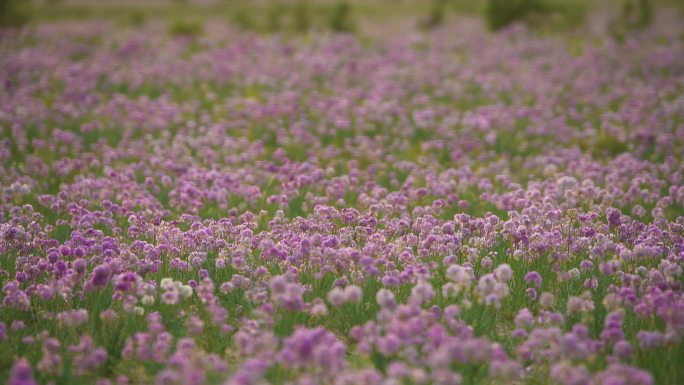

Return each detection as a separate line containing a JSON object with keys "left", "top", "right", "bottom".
{"left": 1, "top": 0, "right": 683, "bottom": 39}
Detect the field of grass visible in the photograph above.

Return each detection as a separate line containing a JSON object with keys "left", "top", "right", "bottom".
{"left": 1, "top": 1, "right": 684, "bottom": 385}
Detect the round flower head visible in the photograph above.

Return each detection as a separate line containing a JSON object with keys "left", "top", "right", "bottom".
{"left": 269, "top": 275, "right": 288, "bottom": 293}
{"left": 9, "top": 358, "right": 37, "bottom": 385}
{"left": 540, "top": 292, "right": 555, "bottom": 309}
{"left": 524, "top": 271, "right": 542, "bottom": 288}
{"left": 446, "top": 265, "right": 473, "bottom": 288}
{"left": 514, "top": 308, "right": 534, "bottom": 328}
{"left": 442, "top": 282, "right": 460, "bottom": 298}
{"left": 327, "top": 287, "right": 346, "bottom": 307}
{"left": 161, "top": 290, "right": 179, "bottom": 305}
{"left": 160, "top": 278, "right": 175, "bottom": 290}
{"left": 410, "top": 282, "right": 435, "bottom": 306}
{"left": 179, "top": 285, "right": 193, "bottom": 299}
{"left": 606, "top": 208, "right": 621, "bottom": 227}
{"left": 613, "top": 340, "right": 633, "bottom": 360}
{"left": 90, "top": 265, "right": 111, "bottom": 288}
{"left": 141, "top": 295, "right": 155, "bottom": 306}
{"left": 376, "top": 289, "right": 396, "bottom": 309}
{"left": 310, "top": 298, "right": 328, "bottom": 317}
{"left": 566, "top": 296, "right": 583, "bottom": 314}
{"left": 494, "top": 264, "right": 513, "bottom": 283}
{"left": 344, "top": 285, "right": 362, "bottom": 304}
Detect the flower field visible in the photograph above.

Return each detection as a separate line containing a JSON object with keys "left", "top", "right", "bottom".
{"left": 1, "top": 5, "right": 684, "bottom": 385}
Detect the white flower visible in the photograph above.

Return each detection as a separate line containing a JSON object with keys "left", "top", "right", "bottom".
{"left": 141, "top": 295, "right": 155, "bottom": 306}
{"left": 494, "top": 264, "right": 513, "bottom": 283}
{"left": 446, "top": 265, "right": 473, "bottom": 289}
{"left": 160, "top": 278, "right": 174, "bottom": 290}
{"left": 179, "top": 285, "right": 193, "bottom": 299}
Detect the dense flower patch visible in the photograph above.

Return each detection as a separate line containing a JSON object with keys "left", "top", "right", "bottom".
{"left": 1, "top": 19, "right": 684, "bottom": 385}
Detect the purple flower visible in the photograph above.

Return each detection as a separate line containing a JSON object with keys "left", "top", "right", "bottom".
{"left": 279, "top": 327, "right": 346, "bottom": 374}
{"left": 636, "top": 331, "right": 664, "bottom": 350}
{"left": 524, "top": 271, "right": 542, "bottom": 288}
{"left": 327, "top": 287, "right": 346, "bottom": 307}
{"left": 90, "top": 264, "right": 112, "bottom": 288}
{"left": 344, "top": 285, "right": 363, "bottom": 303}
{"left": 514, "top": 308, "right": 534, "bottom": 328}
{"left": 606, "top": 208, "right": 622, "bottom": 227}
{"left": 9, "top": 358, "right": 37, "bottom": 385}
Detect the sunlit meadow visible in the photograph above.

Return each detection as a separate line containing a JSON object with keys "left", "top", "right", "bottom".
{"left": 1, "top": 1, "right": 684, "bottom": 384}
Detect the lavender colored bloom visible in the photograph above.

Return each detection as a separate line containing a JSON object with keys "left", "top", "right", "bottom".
{"left": 344, "top": 285, "right": 363, "bottom": 304}
{"left": 279, "top": 327, "right": 346, "bottom": 374}
{"left": 494, "top": 264, "right": 513, "bottom": 283}
{"left": 606, "top": 208, "right": 622, "bottom": 227}
{"left": 269, "top": 275, "right": 287, "bottom": 292}
{"left": 327, "top": 287, "right": 346, "bottom": 307}
{"left": 410, "top": 282, "right": 435, "bottom": 306}
{"left": 9, "top": 358, "right": 37, "bottom": 385}
{"left": 636, "top": 331, "right": 665, "bottom": 350}
{"left": 539, "top": 292, "right": 555, "bottom": 309}
{"left": 524, "top": 271, "right": 542, "bottom": 288}
{"left": 376, "top": 289, "right": 396, "bottom": 309}
{"left": 514, "top": 308, "right": 534, "bottom": 328}
{"left": 90, "top": 264, "right": 112, "bottom": 288}
{"left": 613, "top": 340, "right": 633, "bottom": 360}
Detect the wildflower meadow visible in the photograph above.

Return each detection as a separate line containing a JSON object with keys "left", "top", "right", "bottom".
{"left": 1, "top": 1, "right": 684, "bottom": 384}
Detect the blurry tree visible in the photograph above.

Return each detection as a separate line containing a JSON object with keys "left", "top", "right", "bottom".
{"left": 485, "top": 0, "right": 585, "bottom": 32}
{"left": 329, "top": 1, "right": 355, "bottom": 32}
{"left": 621, "top": 0, "right": 652, "bottom": 29}
{"left": 485, "top": 0, "right": 547, "bottom": 30}
{"left": 419, "top": 0, "right": 447, "bottom": 30}
{"left": 232, "top": 7, "right": 255, "bottom": 31}
{"left": 169, "top": 18, "right": 203, "bottom": 37}
{"left": 293, "top": 0, "right": 311, "bottom": 33}
{"left": 0, "top": 0, "right": 31, "bottom": 27}
{"left": 610, "top": 0, "right": 652, "bottom": 42}
{"left": 267, "top": 3, "right": 284, "bottom": 32}
{"left": 126, "top": 10, "right": 147, "bottom": 27}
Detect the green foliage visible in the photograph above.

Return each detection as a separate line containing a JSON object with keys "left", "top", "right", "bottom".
{"left": 266, "top": 3, "right": 284, "bottom": 32}
{"left": 622, "top": 0, "right": 652, "bottom": 29}
{"left": 486, "top": 0, "right": 585, "bottom": 32}
{"left": 0, "top": 0, "right": 31, "bottom": 28}
{"left": 329, "top": 1, "right": 355, "bottom": 33}
{"left": 293, "top": 0, "right": 311, "bottom": 33}
{"left": 419, "top": 0, "right": 447, "bottom": 30}
{"left": 168, "top": 18, "right": 203, "bottom": 38}
{"left": 124, "top": 10, "right": 146, "bottom": 27}
{"left": 231, "top": 8, "right": 254, "bottom": 31}
{"left": 593, "top": 134, "right": 629, "bottom": 157}
{"left": 611, "top": 0, "right": 652, "bottom": 42}
{"left": 485, "top": 0, "right": 548, "bottom": 31}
